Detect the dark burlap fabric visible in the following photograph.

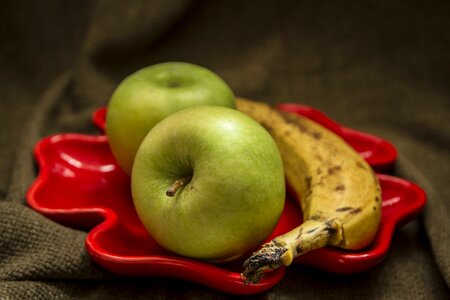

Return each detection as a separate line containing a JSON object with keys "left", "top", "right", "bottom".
{"left": 1, "top": 0, "right": 449, "bottom": 299}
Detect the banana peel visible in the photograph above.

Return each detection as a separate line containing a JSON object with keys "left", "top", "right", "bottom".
{"left": 236, "top": 98, "right": 382, "bottom": 284}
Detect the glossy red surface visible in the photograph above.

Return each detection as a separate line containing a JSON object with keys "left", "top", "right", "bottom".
{"left": 27, "top": 104, "right": 425, "bottom": 295}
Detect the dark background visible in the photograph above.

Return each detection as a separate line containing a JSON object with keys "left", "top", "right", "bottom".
{"left": 1, "top": 0, "right": 449, "bottom": 298}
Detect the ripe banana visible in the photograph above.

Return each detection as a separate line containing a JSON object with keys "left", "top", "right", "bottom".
{"left": 236, "top": 98, "right": 382, "bottom": 284}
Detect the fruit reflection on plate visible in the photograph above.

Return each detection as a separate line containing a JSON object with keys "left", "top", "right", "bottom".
{"left": 26, "top": 104, "right": 426, "bottom": 295}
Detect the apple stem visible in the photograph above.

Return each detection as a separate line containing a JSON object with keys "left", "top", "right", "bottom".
{"left": 166, "top": 176, "right": 192, "bottom": 197}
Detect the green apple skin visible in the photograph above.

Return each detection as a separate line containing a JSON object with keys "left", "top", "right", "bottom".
{"left": 131, "top": 106, "right": 285, "bottom": 263}
{"left": 106, "top": 62, "right": 236, "bottom": 175}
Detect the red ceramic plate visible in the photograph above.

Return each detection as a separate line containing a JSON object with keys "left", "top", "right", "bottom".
{"left": 27, "top": 104, "right": 425, "bottom": 295}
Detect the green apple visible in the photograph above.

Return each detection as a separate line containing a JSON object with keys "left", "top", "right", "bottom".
{"left": 106, "top": 62, "right": 236, "bottom": 174}
{"left": 131, "top": 106, "right": 285, "bottom": 262}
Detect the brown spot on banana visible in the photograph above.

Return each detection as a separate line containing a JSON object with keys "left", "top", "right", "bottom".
{"left": 335, "top": 184, "right": 346, "bottom": 191}
{"left": 336, "top": 207, "right": 354, "bottom": 212}
{"left": 312, "top": 131, "right": 322, "bottom": 140}
{"left": 350, "top": 207, "right": 362, "bottom": 215}
{"left": 306, "top": 227, "right": 318, "bottom": 234}
{"left": 305, "top": 176, "right": 312, "bottom": 190}
{"left": 328, "top": 165, "right": 342, "bottom": 175}
{"left": 279, "top": 111, "right": 322, "bottom": 140}
{"left": 279, "top": 112, "right": 309, "bottom": 133}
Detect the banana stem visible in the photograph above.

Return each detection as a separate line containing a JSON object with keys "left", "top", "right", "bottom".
{"left": 166, "top": 176, "right": 192, "bottom": 197}
{"left": 242, "top": 219, "right": 342, "bottom": 284}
